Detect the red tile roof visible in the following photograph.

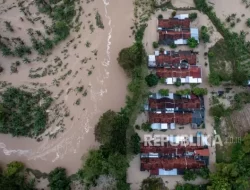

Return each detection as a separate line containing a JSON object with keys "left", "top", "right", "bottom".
{"left": 159, "top": 31, "right": 191, "bottom": 41}
{"left": 141, "top": 158, "right": 206, "bottom": 172}
{"left": 156, "top": 66, "right": 201, "bottom": 78}
{"left": 158, "top": 18, "right": 190, "bottom": 29}
{"left": 155, "top": 51, "right": 197, "bottom": 66}
{"left": 148, "top": 96, "right": 201, "bottom": 110}
{"left": 195, "top": 149, "right": 209, "bottom": 157}
{"left": 148, "top": 112, "right": 192, "bottom": 124}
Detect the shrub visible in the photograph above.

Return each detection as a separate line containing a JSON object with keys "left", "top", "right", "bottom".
{"left": 170, "top": 43, "right": 177, "bottom": 48}
{"left": 246, "top": 18, "right": 250, "bottom": 27}
{"left": 152, "top": 41, "right": 159, "bottom": 49}
{"left": 135, "top": 125, "right": 140, "bottom": 130}
{"left": 145, "top": 74, "right": 158, "bottom": 87}
{"left": 189, "top": 12, "right": 198, "bottom": 21}
{"left": 201, "top": 26, "right": 210, "bottom": 43}
{"left": 95, "top": 11, "right": 104, "bottom": 29}
{"left": 159, "top": 47, "right": 165, "bottom": 53}
{"left": 4, "top": 21, "right": 14, "bottom": 32}
{"left": 192, "top": 87, "right": 208, "bottom": 95}
{"left": 48, "top": 167, "right": 71, "bottom": 190}
{"left": 183, "top": 169, "right": 197, "bottom": 181}
{"left": 130, "top": 133, "right": 141, "bottom": 154}
{"left": 158, "top": 14, "right": 163, "bottom": 19}
{"left": 209, "top": 104, "right": 228, "bottom": 118}
{"left": 174, "top": 78, "right": 182, "bottom": 87}
{"left": 208, "top": 72, "right": 221, "bottom": 86}
{"left": 158, "top": 89, "right": 169, "bottom": 96}
{"left": 187, "top": 37, "right": 198, "bottom": 48}
{"left": 172, "top": 11, "right": 176, "bottom": 17}
{"left": 141, "top": 122, "right": 152, "bottom": 131}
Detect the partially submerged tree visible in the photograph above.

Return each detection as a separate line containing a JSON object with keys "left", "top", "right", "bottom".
{"left": 145, "top": 74, "right": 158, "bottom": 87}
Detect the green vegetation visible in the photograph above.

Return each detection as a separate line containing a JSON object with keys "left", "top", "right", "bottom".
{"left": 141, "top": 122, "right": 152, "bottom": 132}
{"left": 187, "top": 37, "right": 198, "bottom": 48}
{"left": 175, "top": 87, "right": 207, "bottom": 96}
{"left": 158, "top": 14, "right": 163, "bottom": 19}
{"left": 130, "top": 133, "right": 141, "bottom": 154}
{"left": 246, "top": 18, "right": 250, "bottom": 27}
{"left": 95, "top": 11, "right": 104, "bottom": 29}
{"left": 140, "top": 177, "right": 167, "bottom": 190}
{"left": 152, "top": 41, "right": 159, "bottom": 48}
{"left": 145, "top": 74, "right": 158, "bottom": 87}
{"left": 192, "top": 87, "right": 208, "bottom": 95}
{"left": 200, "top": 26, "right": 210, "bottom": 43}
{"left": 189, "top": 12, "right": 197, "bottom": 21}
{"left": 118, "top": 42, "right": 144, "bottom": 75}
{"left": 195, "top": 0, "right": 250, "bottom": 86}
{"left": 4, "top": 21, "right": 14, "bottom": 32}
{"left": 0, "top": 87, "right": 53, "bottom": 137}
{"left": 174, "top": 78, "right": 181, "bottom": 87}
{"left": 158, "top": 89, "right": 169, "bottom": 96}
{"left": 170, "top": 43, "right": 177, "bottom": 49}
{"left": 0, "top": 161, "right": 35, "bottom": 189}
{"left": 175, "top": 183, "right": 207, "bottom": 190}
{"left": 48, "top": 167, "right": 71, "bottom": 190}
{"left": 209, "top": 104, "right": 229, "bottom": 118}
{"left": 172, "top": 11, "right": 176, "bottom": 17}
{"left": 183, "top": 169, "right": 197, "bottom": 181}
{"left": 176, "top": 88, "right": 191, "bottom": 95}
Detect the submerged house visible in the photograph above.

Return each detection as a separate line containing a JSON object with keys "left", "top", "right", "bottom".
{"left": 145, "top": 93, "right": 205, "bottom": 130}
{"left": 140, "top": 143, "right": 209, "bottom": 175}
{"left": 157, "top": 14, "right": 199, "bottom": 45}
{"left": 148, "top": 50, "right": 197, "bottom": 68}
{"left": 156, "top": 66, "right": 202, "bottom": 84}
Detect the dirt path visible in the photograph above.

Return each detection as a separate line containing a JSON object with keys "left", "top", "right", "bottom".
{"left": 0, "top": 0, "right": 133, "bottom": 175}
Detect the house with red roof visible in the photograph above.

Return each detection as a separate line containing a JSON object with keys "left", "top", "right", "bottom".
{"left": 145, "top": 93, "right": 205, "bottom": 130}
{"left": 140, "top": 143, "right": 209, "bottom": 175}
{"left": 157, "top": 14, "right": 199, "bottom": 45}
{"left": 148, "top": 50, "right": 197, "bottom": 68}
{"left": 156, "top": 66, "right": 202, "bottom": 84}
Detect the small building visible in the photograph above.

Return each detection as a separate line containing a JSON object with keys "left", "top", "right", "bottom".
{"left": 156, "top": 66, "right": 202, "bottom": 84}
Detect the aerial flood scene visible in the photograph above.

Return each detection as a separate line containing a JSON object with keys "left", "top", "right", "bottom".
{"left": 0, "top": 0, "right": 250, "bottom": 189}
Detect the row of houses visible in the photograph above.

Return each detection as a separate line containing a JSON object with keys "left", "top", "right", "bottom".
{"left": 145, "top": 93, "right": 205, "bottom": 130}
{"left": 140, "top": 143, "right": 209, "bottom": 175}
{"left": 158, "top": 14, "right": 199, "bottom": 45}
{"left": 148, "top": 14, "right": 202, "bottom": 84}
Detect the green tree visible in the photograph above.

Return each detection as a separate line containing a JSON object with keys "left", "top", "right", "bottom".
{"left": 108, "top": 153, "right": 128, "bottom": 179}
{"left": 158, "top": 14, "right": 163, "bottom": 19}
{"left": 118, "top": 42, "right": 144, "bottom": 74}
{"left": 209, "top": 72, "right": 221, "bottom": 86}
{"left": 153, "top": 41, "right": 159, "bottom": 49}
{"left": 145, "top": 74, "right": 158, "bottom": 87}
{"left": 94, "top": 110, "right": 117, "bottom": 144}
{"left": 187, "top": 37, "right": 199, "bottom": 48}
{"left": 158, "top": 89, "right": 169, "bottom": 96}
{"left": 192, "top": 87, "right": 208, "bottom": 96}
{"left": 130, "top": 133, "right": 141, "bottom": 154}
{"left": 246, "top": 18, "right": 250, "bottom": 27}
{"left": 53, "top": 21, "right": 70, "bottom": 43}
{"left": 242, "top": 133, "right": 250, "bottom": 153}
{"left": 174, "top": 78, "right": 182, "bottom": 87}
{"left": 209, "top": 104, "right": 228, "bottom": 118}
{"left": 201, "top": 26, "right": 210, "bottom": 43}
{"left": 183, "top": 170, "right": 197, "bottom": 181}
{"left": 189, "top": 13, "right": 198, "bottom": 21}
{"left": 48, "top": 167, "right": 71, "bottom": 190}
{"left": 140, "top": 177, "right": 168, "bottom": 190}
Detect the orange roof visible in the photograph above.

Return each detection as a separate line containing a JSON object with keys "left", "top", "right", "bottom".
{"left": 195, "top": 149, "right": 209, "bottom": 157}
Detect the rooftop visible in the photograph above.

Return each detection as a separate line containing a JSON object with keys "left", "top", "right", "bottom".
{"left": 156, "top": 66, "right": 202, "bottom": 79}
{"left": 149, "top": 112, "right": 192, "bottom": 125}
{"left": 158, "top": 18, "right": 190, "bottom": 29}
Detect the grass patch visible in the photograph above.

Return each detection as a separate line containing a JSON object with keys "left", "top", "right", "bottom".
{"left": 0, "top": 87, "right": 53, "bottom": 137}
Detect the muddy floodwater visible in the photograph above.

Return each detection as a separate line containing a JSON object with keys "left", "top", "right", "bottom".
{"left": 0, "top": 0, "right": 133, "bottom": 174}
